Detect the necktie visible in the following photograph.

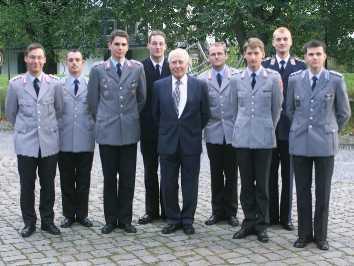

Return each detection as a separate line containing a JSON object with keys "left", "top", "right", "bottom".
{"left": 173, "top": 80, "right": 181, "bottom": 116}
{"left": 155, "top": 64, "right": 161, "bottom": 79}
{"left": 216, "top": 73, "right": 222, "bottom": 87}
{"left": 33, "top": 78, "right": 40, "bottom": 96}
{"left": 116, "top": 63, "right": 122, "bottom": 77}
{"left": 74, "top": 79, "right": 79, "bottom": 95}
{"left": 251, "top": 72, "right": 256, "bottom": 89}
{"left": 279, "top": 60, "right": 286, "bottom": 73}
{"left": 311, "top": 76, "right": 318, "bottom": 91}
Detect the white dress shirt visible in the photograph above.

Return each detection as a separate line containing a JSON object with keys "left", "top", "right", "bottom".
{"left": 172, "top": 74, "right": 188, "bottom": 118}
{"left": 276, "top": 54, "right": 290, "bottom": 69}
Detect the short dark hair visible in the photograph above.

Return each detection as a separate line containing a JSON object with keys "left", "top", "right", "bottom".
{"left": 109, "top": 29, "right": 129, "bottom": 43}
{"left": 148, "top": 30, "right": 166, "bottom": 43}
{"left": 66, "top": 49, "right": 84, "bottom": 59}
{"left": 303, "top": 40, "right": 326, "bottom": 54}
{"left": 25, "top": 43, "right": 45, "bottom": 56}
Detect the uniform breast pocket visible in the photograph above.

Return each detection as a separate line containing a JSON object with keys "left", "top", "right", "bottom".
{"left": 258, "top": 90, "right": 272, "bottom": 109}
{"left": 238, "top": 92, "right": 247, "bottom": 107}
{"left": 323, "top": 93, "right": 334, "bottom": 108}
{"left": 18, "top": 100, "right": 34, "bottom": 117}
{"left": 42, "top": 98, "right": 55, "bottom": 115}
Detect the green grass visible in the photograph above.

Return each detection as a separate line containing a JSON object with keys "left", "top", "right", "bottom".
{"left": 344, "top": 73, "right": 354, "bottom": 99}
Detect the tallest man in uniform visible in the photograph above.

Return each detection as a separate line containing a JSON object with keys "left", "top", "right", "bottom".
{"left": 262, "top": 27, "right": 306, "bottom": 230}
{"left": 88, "top": 30, "right": 146, "bottom": 234}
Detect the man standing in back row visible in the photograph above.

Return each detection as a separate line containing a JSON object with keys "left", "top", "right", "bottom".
{"left": 262, "top": 27, "right": 306, "bottom": 231}
{"left": 138, "top": 31, "right": 170, "bottom": 225}
{"left": 87, "top": 30, "right": 146, "bottom": 234}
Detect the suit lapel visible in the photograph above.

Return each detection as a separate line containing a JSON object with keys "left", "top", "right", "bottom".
{"left": 166, "top": 76, "right": 178, "bottom": 118}
{"left": 219, "top": 66, "right": 231, "bottom": 92}
{"left": 106, "top": 60, "right": 120, "bottom": 84}
{"left": 312, "top": 70, "right": 329, "bottom": 98}
{"left": 76, "top": 77, "right": 87, "bottom": 97}
{"left": 37, "top": 74, "right": 50, "bottom": 101}
{"left": 161, "top": 59, "right": 170, "bottom": 77}
{"left": 23, "top": 74, "right": 38, "bottom": 100}
{"left": 240, "top": 70, "right": 253, "bottom": 92}
{"left": 119, "top": 61, "right": 132, "bottom": 85}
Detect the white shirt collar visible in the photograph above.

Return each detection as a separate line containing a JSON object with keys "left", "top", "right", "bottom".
{"left": 172, "top": 74, "right": 188, "bottom": 86}
{"left": 246, "top": 66, "right": 262, "bottom": 77}
{"left": 68, "top": 74, "right": 82, "bottom": 84}
{"left": 150, "top": 56, "right": 164, "bottom": 68}
{"left": 212, "top": 66, "right": 226, "bottom": 78}
{"left": 111, "top": 57, "right": 125, "bottom": 68}
{"left": 308, "top": 68, "right": 323, "bottom": 82}
{"left": 28, "top": 72, "right": 44, "bottom": 83}
{"left": 276, "top": 54, "right": 290, "bottom": 66}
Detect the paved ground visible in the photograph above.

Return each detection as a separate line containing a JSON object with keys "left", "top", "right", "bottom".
{"left": 0, "top": 131, "right": 354, "bottom": 265}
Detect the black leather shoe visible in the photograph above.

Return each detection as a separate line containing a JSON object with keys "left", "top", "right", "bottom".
{"left": 293, "top": 237, "right": 313, "bottom": 248}
{"left": 21, "top": 224, "right": 36, "bottom": 238}
{"left": 101, "top": 223, "right": 116, "bottom": 234}
{"left": 281, "top": 222, "right": 295, "bottom": 231}
{"left": 77, "top": 217, "right": 93, "bottom": 227}
{"left": 161, "top": 223, "right": 181, "bottom": 234}
{"left": 205, "top": 215, "right": 223, "bottom": 225}
{"left": 138, "top": 214, "right": 158, "bottom": 225}
{"left": 257, "top": 230, "right": 269, "bottom": 243}
{"left": 41, "top": 223, "right": 61, "bottom": 235}
{"left": 316, "top": 240, "right": 329, "bottom": 251}
{"left": 60, "top": 217, "right": 75, "bottom": 228}
{"left": 228, "top": 216, "right": 239, "bottom": 227}
{"left": 183, "top": 224, "right": 195, "bottom": 235}
{"left": 118, "top": 223, "right": 137, "bottom": 233}
{"left": 233, "top": 227, "right": 254, "bottom": 239}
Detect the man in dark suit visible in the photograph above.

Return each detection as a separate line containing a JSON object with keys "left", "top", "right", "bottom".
{"left": 152, "top": 48, "right": 210, "bottom": 235}
{"left": 262, "top": 27, "right": 306, "bottom": 231}
{"left": 138, "top": 31, "right": 170, "bottom": 225}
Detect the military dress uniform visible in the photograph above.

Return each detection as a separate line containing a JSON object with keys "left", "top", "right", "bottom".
{"left": 87, "top": 58, "right": 146, "bottom": 229}
{"left": 262, "top": 56, "right": 306, "bottom": 228}
{"left": 286, "top": 69, "right": 351, "bottom": 246}
{"left": 5, "top": 72, "right": 63, "bottom": 229}
{"left": 198, "top": 66, "right": 239, "bottom": 224}
{"left": 231, "top": 67, "right": 283, "bottom": 235}
{"left": 58, "top": 75, "right": 95, "bottom": 223}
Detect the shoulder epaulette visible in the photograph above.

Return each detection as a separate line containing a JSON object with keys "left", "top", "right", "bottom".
{"left": 289, "top": 69, "right": 303, "bottom": 77}
{"left": 93, "top": 61, "right": 105, "bottom": 68}
{"left": 10, "top": 74, "right": 24, "bottom": 82}
{"left": 48, "top": 74, "right": 59, "bottom": 80}
{"left": 262, "top": 57, "right": 271, "bottom": 62}
{"left": 329, "top": 70, "right": 343, "bottom": 78}
{"left": 130, "top": 59, "right": 143, "bottom": 66}
{"left": 294, "top": 56, "right": 305, "bottom": 63}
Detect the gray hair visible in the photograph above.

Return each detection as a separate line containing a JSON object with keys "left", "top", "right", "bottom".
{"left": 168, "top": 48, "right": 191, "bottom": 65}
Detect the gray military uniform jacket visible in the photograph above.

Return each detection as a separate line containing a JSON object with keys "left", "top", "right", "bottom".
{"left": 231, "top": 67, "right": 283, "bottom": 149}
{"left": 5, "top": 73, "right": 63, "bottom": 158}
{"left": 58, "top": 75, "right": 95, "bottom": 152}
{"left": 87, "top": 59, "right": 146, "bottom": 145}
{"left": 198, "top": 66, "right": 239, "bottom": 144}
{"left": 286, "top": 69, "right": 351, "bottom": 156}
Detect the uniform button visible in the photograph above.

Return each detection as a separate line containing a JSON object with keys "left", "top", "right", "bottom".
{"left": 251, "top": 109, "right": 254, "bottom": 112}
{"left": 310, "top": 99, "right": 314, "bottom": 103}
{"left": 252, "top": 95, "right": 255, "bottom": 98}
{"left": 251, "top": 102, "right": 254, "bottom": 105}
{"left": 38, "top": 126, "right": 41, "bottom": 129}
{"left": 120, "top": 104, "right": 123, "bottom": 108}
{"left": 310, "top": 108, "right": 313, "bottom": 112}
{"left": 251, "top": 115, "right": 254, "bottom": 118}
{"left": 120, "top": 96, "right": 123, "bottom": 99}
{"left": 309, "top": 125, "right": 312, "bottom": 128}
{"left": 309, "top": 117, "right": 313, "bottom": 120}
{"left": 120, "top": 87, "right": 123, "bottom": 90}
{"left": 221, "top": 103, "right": 223, "bottom": 106}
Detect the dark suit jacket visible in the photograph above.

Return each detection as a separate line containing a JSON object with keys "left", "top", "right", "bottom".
{"left": 262, "top": 56, "right": 306, "bottom": 140}
{"left": 140, "top": 58, "right": 170, "bottom": 142}
{"left": 152, "top": 75, "right": 210, "bottom": 155}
